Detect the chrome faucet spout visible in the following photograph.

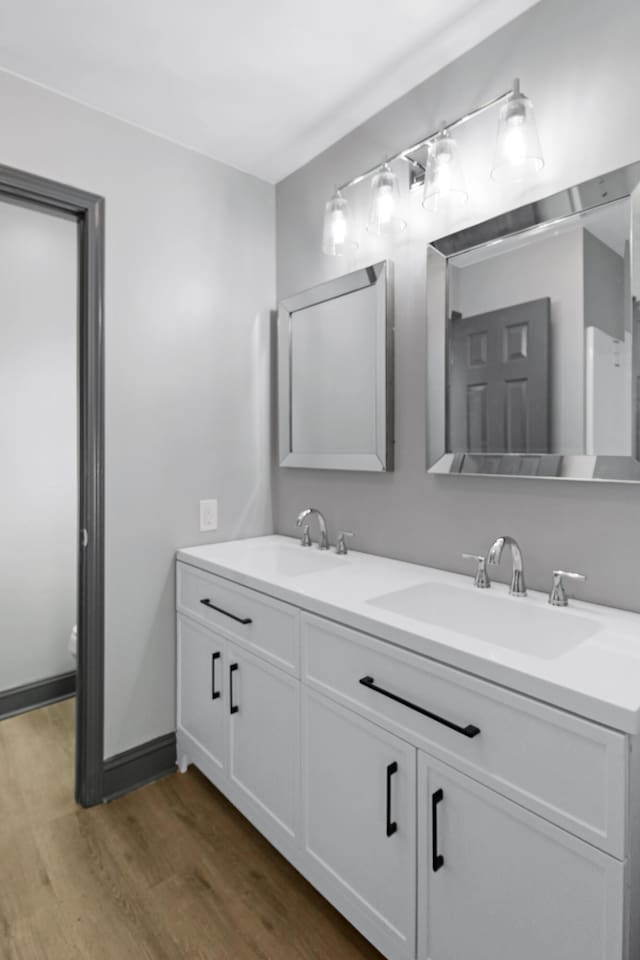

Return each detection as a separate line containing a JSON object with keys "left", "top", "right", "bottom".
{"left": 487, "top": 535, "right": 527, "bottom": 597}
{"left": 296, "top": 508, "right": 329, "bottom": 550}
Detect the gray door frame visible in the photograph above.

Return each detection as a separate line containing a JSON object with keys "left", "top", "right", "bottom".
{"left": 0, "top": 163, "right": 105, "bottom": 807}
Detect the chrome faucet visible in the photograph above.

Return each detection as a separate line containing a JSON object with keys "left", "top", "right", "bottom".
{"left": 296, "top": 508, "right": 329, "bottom": 550}
{"left": 487, "top": 536, "right": 527, "bottom": 597}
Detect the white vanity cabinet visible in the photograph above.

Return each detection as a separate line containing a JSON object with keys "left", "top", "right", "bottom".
{"left": 176, "top": 548, "right": 639, "bottom": 960}
{"left": 176, "top": 569, "right": 301, "bottom": 859}
{"left": 302, "top": 687, "right": 417, "bottom": 960}
{"left": 226, "top": 642, "right": 299, "bottom": 845}
{"left": 418, "top": 756, "right": 624, "bottom": 960}
{"left": 177, "top": 615, "right": 227, "bottom": 775}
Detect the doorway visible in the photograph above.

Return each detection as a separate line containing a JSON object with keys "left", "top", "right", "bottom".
{"left": 0, "top": 164, "right": 105, "bottom": 807}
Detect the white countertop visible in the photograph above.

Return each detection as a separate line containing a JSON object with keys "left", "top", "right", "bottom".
{"left": 177, "top": 535, "right": 640, "bottom": 734}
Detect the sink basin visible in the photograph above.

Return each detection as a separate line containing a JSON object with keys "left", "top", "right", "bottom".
{"left": 368, "top": 582, "right": 599, "bottom": 659}
{"left": 246, "top": 540, "right": 345, "bottom": 577}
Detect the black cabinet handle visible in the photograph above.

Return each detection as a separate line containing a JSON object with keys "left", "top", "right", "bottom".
{"left": 359, "top": 676, "right": 480, "bottom": 739}
{"left": 229, "top": 663, "right": 239, "bottom": 714}
{"left": 386, "top": 761, "right": 398, "bottom": 837}
{"left": 432, "top": 788, "right": 444, "bottom": 872}
{"left": 200, "top": 598, "right": 252, "bottom": 626}
{"left": 211, "top": 651, "right": 221, "bottom": 700}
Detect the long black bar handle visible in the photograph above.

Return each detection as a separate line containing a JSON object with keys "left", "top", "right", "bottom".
{"left": 229, "top": 663, "right": 239, "bottom": 714}
{"left": 432, "top": 788, "right": 444, "bottom": 872}
{"left": 211, "top": 651, "right": 221, "bottom": 700}
{"left": 359, "top": 676, "right": 480, "bottom": 739}
{"left": 386, "top": 761, "right": 398, "bottom": 837}
{"left": 200, "top": 598, "right": 252, "bottom": 626}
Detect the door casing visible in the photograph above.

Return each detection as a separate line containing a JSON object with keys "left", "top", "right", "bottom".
{"left": 0, "top": 163, "right": 105, "bottom": 806}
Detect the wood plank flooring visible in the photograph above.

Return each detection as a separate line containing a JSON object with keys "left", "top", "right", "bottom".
{"left": 0, "top": 700, "right": 383, "bottom": 960}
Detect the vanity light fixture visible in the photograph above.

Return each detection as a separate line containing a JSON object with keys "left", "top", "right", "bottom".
{"left": 491, "top": 78, "right": 544, "bottom": 182}
{"left": 322, "top": 77, "right": 543, "bottom": 255}
{"left": 422, "top": 130, "right": 468, "bottom": 213}
{"left": 367, "top": 163, "right": 407, "bottom": 236}
{"left": 322, "top": 189, "right": 356, "bottom": 256}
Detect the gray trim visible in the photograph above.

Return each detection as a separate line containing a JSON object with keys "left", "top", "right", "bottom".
{"left": 0, "top": 164, "right": 105, "bottom": 806}
{"left": 0, "top": 671, "right": 76, "bottom": 721}
{"left": 102, "top": 733, "right": 177, "bottom": 802}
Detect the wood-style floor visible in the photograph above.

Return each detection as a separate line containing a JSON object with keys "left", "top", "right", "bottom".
{"left": 0, "top": 700, "right": 383, "bottom": 960}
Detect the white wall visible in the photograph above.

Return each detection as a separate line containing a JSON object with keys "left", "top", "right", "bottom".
{"left": 585, "top": 328, "right": 631, "bottom": 456}
{"left": 583, "top": 230, "right": 629, "bottom": 455}
{"left": 274, "top": 0, "right": 640, "bottom": 613}
{"left": 0, "top": 200, "right": 77, "bottom": 689}
{"left": 0, "top": 70, "right": 275, "bottom": 757}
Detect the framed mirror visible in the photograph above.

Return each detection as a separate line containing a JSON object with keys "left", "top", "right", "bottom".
{"left": 278, "top": 260, "right": 393, "bottom": 471}
{"left": 426, "top": 161, "right": 640, "bottom": 481}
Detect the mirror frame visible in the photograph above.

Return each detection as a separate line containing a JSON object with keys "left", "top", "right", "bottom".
{"left": 278, "top": 260, "right": 394, "bottom": 471}
{"left": 426, "top": 160, "right": 640, "bottom": 481}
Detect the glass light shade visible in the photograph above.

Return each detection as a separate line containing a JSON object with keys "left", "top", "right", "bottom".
{"left": 322, "top": 190, "right": 356, "bottom": 256}
{"left": 422, "top": 132, "right": 468, "bottom": 213}
{"left": 367, "top": 163, "right": 406, "bottom": 236}
{"left": 491, "top": 80, "right": 544, "bottom": 183}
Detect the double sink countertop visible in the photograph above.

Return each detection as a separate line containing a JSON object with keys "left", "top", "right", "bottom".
{"left": 177, "top": 535, "right": 640, "bottom": 734}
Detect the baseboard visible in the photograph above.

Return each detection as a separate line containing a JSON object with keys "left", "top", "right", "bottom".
{"left": 102, "top": 732, "right": 177, "bottom": 801}
{"left": 0, "top": 671, "right": 76, "bottom": 721}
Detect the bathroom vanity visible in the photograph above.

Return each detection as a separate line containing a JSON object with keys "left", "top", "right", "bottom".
{"left": 175, "top": 535, "right": 640, "bottom": 960}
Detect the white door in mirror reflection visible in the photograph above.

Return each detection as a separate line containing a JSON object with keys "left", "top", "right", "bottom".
{"left": 448, "top": 298, "right": 550, "bottom": 455}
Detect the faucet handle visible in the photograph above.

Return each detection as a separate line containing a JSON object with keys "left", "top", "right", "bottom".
{"left": 462, "top": 553, "right": 491, "bottom": 589}
{"left": 300, "top": 523, "right": 312, "bottom": 547}
{"left": 549, "top": 570, "right": 586, "bottom": 607}
{"left": 336, "top": 531, "right": 354, "bottom": 555}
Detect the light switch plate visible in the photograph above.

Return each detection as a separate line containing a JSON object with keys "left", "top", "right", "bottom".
{"left": 199, "top": 499, "right": 218, "bottom": 532}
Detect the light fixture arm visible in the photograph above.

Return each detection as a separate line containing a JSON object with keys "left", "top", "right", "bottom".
{"left": 336, "top": 85, "right": 515, "bottom": 193}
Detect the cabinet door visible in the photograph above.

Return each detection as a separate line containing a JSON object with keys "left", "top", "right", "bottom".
{"left": 418, "top": 754, "right": 624, "bottom": 960}
{"left": 177, "top": 615, "right": 227, "bottom": 774}
{"left": 227, "top": 641, "right": 299, "bottom": 846}
{"left": 301, "top": 688, "right": 416, "bottom": 960}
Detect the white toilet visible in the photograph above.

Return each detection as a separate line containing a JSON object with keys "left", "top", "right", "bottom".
{"left": 69, "top": 624, "right": 78, "bottom": 661}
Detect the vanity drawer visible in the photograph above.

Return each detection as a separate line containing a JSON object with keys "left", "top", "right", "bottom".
{"left": 177, "top": 562, "right": 299, "bottom": 673}
{"left": 301, "top": 612, "right": 627, "bottom": 857}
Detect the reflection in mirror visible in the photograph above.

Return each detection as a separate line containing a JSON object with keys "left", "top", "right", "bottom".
{"left": 426, "top": 162, "right": 640, "bottom": 481}
{"left": 278, "top": 261, "right": 393, "bottom": 471}
{"left": 449, "top": 199, "right": 630, "bottom": 464}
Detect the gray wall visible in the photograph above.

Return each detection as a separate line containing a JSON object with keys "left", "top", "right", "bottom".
{"left": 274, "top": 0, "right": 640, "bottom": 612}
{"left": 583, "top": 230, "right": 626, "bottom": 342}
{"left": 0, "top": 70, "right": 275, "bottom": 757}
{"left": 0, "top": 199, "right": 77, "bottom": 689}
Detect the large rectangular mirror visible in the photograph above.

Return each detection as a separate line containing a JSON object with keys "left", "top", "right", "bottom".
{"left": 426, "top": 161, "right": 640, "bottom": 480}
{"left": 278, "top": 261, "right": 393, "bottom": 471}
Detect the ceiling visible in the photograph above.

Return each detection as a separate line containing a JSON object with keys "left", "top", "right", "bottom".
{"left": 0, "top": 0, "right": 540, "bottom": 183}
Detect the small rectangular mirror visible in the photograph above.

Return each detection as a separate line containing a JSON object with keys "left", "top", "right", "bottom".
{"left": 278, "top": 261, "right": 393, "bottom": 471}
{"left": 427, "top": 161, "right": 640, "bottom": 481}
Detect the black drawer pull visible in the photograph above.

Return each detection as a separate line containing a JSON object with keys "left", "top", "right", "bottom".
{"left": 211, "top": 651, "right": 221, "bottom": 700}
{"left": 229, "top": 663, "right": 239, "bottom": 714}
{"left": 432, "top": 788, "right": 444, "bottom": 872}
{"left": 200, "top": 598, "right": 252, "bottom": 625}
{"left": 386, "top": 761, "right": 398, "bottom": 837}
{"left": 359, "top": 676, "right": 480, "bottom": 739}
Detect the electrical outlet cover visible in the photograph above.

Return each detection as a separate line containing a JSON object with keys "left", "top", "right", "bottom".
{"left": 199, "top": 499, "right": 218, "bottom": 532}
